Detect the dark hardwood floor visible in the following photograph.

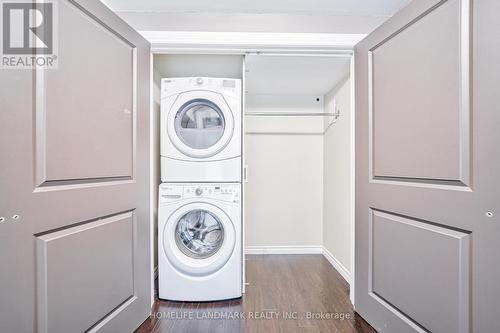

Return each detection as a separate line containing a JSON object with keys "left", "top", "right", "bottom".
{"left": 136, "top": 254, "right": 375, "bottom": 333}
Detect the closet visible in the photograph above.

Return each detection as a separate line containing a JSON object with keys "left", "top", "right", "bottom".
{"left": 243, "top": 54, "right": 354, "bottom": 287}
{"left": 152, "top": 52, "right": 354, "bottom": 287}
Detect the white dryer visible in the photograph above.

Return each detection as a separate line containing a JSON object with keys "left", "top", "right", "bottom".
{"left": 160, "top": 77, "right": 242, "bottom": 182}
{"left": 158, "top": 183, "right": 242, "bottom": 301}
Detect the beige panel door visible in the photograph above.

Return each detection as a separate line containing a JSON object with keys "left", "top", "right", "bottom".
{"left": 355, "top": 0, "right": 500, "bottom": 332}
{"left": 0, "top": 0, "right": 151, "bottom": 332}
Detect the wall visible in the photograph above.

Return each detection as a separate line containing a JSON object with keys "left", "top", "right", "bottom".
{"left": 244, "top": 95, "right": 324, "bottom": 250}
{"left": 153, "top": 54, "right": 243, "bottom": 79}
{"left": 322, "top": 77, "right": 352, "bottom": 276}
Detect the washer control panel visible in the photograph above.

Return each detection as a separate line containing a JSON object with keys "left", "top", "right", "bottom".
{"left": 159, "top": 183, "right": 240, "bottom": 204}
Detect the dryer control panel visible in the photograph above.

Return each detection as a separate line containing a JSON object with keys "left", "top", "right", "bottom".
{"left": 159, "top": 183, "right": 240, "bottom": 204}
{"left": 161, "top": 77, "right": 241, "bottom": 99}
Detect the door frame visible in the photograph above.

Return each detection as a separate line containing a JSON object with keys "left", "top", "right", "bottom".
{"left": 147, "top": 31, "right": 362, "bottom": 305}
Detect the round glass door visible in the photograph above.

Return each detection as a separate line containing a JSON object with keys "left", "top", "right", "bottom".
{"left": 175, "top": 209, "right": 224, "bottom": 259}
{"left": 174, "top": 99, "right": 225, "bottom": 150}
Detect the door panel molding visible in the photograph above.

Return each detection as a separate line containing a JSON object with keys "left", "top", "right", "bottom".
{"left": 34, "top": 0, "right": 139, "bottom": 187}
{"left": 367, "top": 208, "right": 470, "bottom": 333}
{"left": 36, "top": 211, "right": 137, "bottom": 333}
{"left": 367, "top": 0, "right": 471, "bottom": 188}
{"left": 34, "top": 176, "right": 134, "bottom": 190}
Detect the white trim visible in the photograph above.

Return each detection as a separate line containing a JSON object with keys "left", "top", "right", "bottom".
{"left": 142, "top": 31, "right": 365, "bottom": 54}
{"left": 349, "top": 54, "right": 356, "bottom": 306}
{"left": 322, "top": 247, "right": 352, "bottom": 285}
{"left": 245, "top": 245, "right": 323, "bottom": 255}
{"left": 149, "top": 53, "right": 155, "bottom": 308}
{"left": 241, "top": 57, "right": 246, "bottom": 294}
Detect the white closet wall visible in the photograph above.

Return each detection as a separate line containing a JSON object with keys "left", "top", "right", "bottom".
{"left": 323, "top": 77, "right": 352, "bottom": 275}
{"left": 244, "top": 54, "right": 351, "bottom": 253}
{"left": 244, "top": 95, "right": 324, "bottom": 250}
{"left": 153, "top": 54, "right": 243, "bottom": 79}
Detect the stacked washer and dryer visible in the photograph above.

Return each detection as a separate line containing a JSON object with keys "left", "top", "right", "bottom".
{"left": 158, "top": 77, "right": 242, "bottom": 301}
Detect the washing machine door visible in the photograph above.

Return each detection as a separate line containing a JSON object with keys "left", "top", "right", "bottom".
{"left": 163, "top": 202, "right": 236, "bottom": 276}
{"left": 167, "top": 90, "right": 234, "bottom": 158}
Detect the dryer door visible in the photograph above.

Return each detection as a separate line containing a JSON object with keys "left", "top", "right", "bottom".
{"left": 167, "top": 91, "right": 234, "bottom": 158}
{"left": 163, "top": 202, "right": 236, "bottom": 276}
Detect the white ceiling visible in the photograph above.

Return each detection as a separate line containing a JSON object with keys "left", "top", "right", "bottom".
{"left": 245, "top": 55, "right": 350, "bottom": 95}
{"left": 106, "top": 0, "right": 409, "bottom": 17}
{"left": 105, "top": 0, "right": 411, "bottom": 34}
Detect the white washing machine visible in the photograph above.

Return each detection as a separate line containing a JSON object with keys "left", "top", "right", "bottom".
{"left": 158, "top": 183, "right": 242, "bottom": 301}
{"left": 160, "top": 77, "right": 242, "bottom": 182}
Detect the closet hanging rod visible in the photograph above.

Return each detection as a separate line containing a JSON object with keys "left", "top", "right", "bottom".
{"left": 245, "top": 112, "right": 335, "bottom": 117}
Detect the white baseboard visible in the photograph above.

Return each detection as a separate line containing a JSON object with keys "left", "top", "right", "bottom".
{"left": 245, "top": 245, "right": 323, "bottom": 255}
{"left": 322, "top": 247, "right": 351, "bottom": 285}
{"left": 243, "top": 246, "right": 351, "bottom": 286}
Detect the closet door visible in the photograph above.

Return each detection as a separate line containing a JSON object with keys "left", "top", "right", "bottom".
{"left": 0, "top": 0, "right": 151, "bottom": 332}
{"left": 355, "top": 0, "right": 499, "bottom": 332}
